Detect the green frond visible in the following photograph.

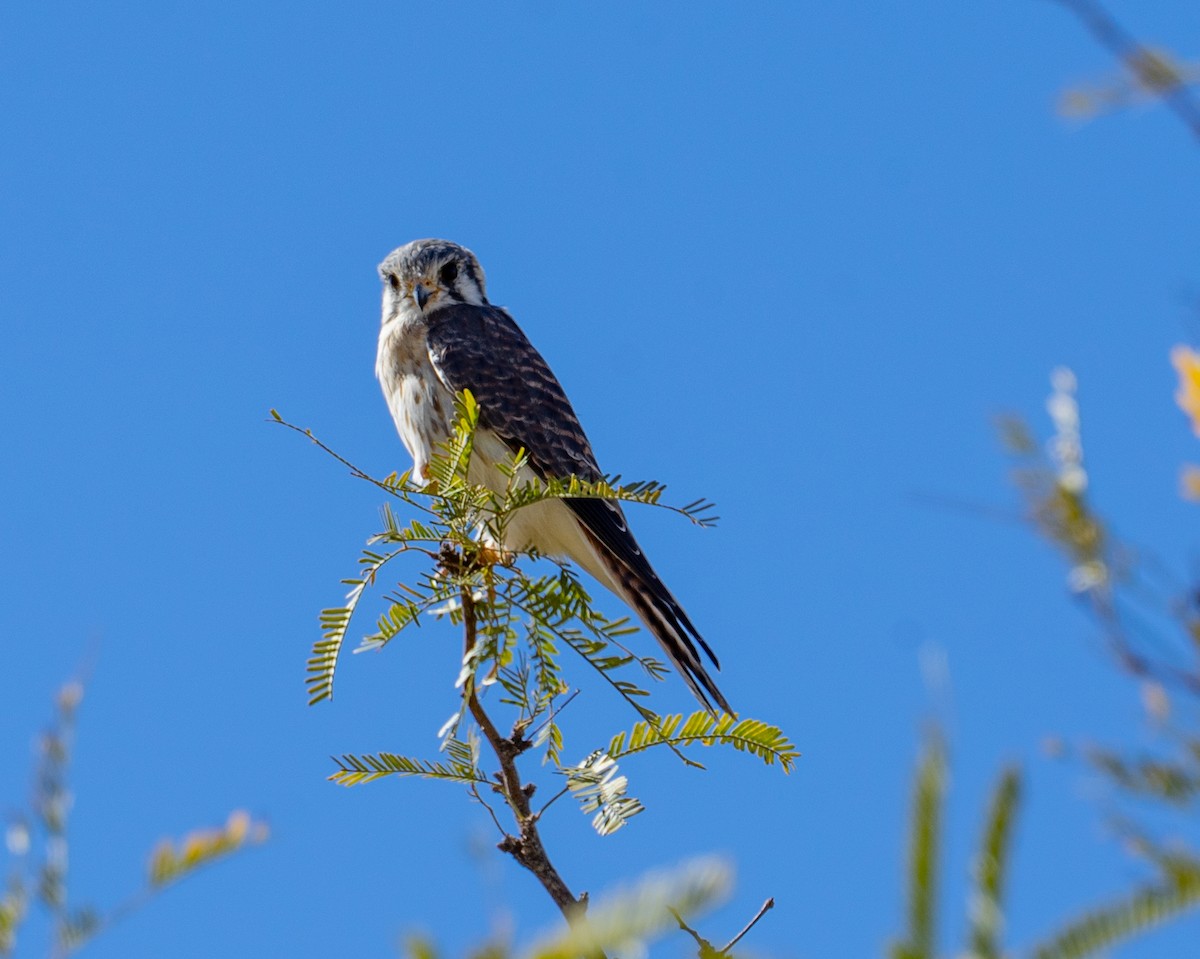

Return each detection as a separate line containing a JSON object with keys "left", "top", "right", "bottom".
{"left": 357, "top": 598, "right": 424, "bottom": 652}
{"left": 497, "top": 658, "right": 536, "bottom": 716}
{"left": 967, "top": 765, "right": 1021, "bottom": 959}
{"left": 562, "top": 752, "right": 644, "bottom": 836}
{"left": 559, "top": 629, "right": 697, "bottom": 765}
{"left": 403, "top": 934, "right": 442, "bottom": 959}
{"left": 500, "top": 581, "right": 689, "bottom": 763}
{"left": 55, "top": 907, "right": 100, "bottom": 954}
{"left": 526, "top": 624, "right": 568, "bottom": 700}
{"left": 308, "top": 544, "right": 411, "bottom": 705}
{"left": 329, "top": 749, "right": 489, "bottom": 787}
{"left": 1139, "top": 842, "right": 1200, "bottom": 891}
{"left": 533, "top": 720, "right": 564, "bottom": 766}
{"left": 508, "top": 572, "right": 593, "bottom": 631}
{"left": 0, "top": 889, "right": 28, "bottom": 955}
{"left": 147, "top": 810, "right": 268, "bottom": 887}
{"left": 424, "top": 391, "right": 480, "bottom": 494}
{"left": 443, "top": 730, "right": 483, "bottom": 772}
{"left": 1089, "top": 748, "right": 1200, "bottom": 806}
{"left": 1028, "top": 876, "right": 1200, "bottom": 959}
{"left": 524, "top": 857, "right": 732, "bottom": 959}
{"left": 367, "top": 508, "right": 444, "bottom": 549}
{"left": 606, "top": 711, "right": 800, "bottom": 773}
{"left": 496, "top": 474, "right": 718, "bottom": 528}
{"left": 891, "top": 735, "right": 946, "bottom": 959}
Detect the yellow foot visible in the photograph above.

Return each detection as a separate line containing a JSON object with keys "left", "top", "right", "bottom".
{"left": 475, "top": 544, "right": 515, "bottom": 567}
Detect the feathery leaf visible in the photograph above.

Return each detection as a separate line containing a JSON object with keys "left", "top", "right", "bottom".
{"left": 562, "top": 752, "right": 644, "bottom": 836}
{"left": 891, "top": 735, "right": 946, "bottom": 959}
{"left": 329, "top": 747, "right": 489, "bottom": 787}
{"left": 967, "top": 765, "right": 1021, "bottom": 959}
{"left": 606, "top": 711, "right": 800, "bottom": 772}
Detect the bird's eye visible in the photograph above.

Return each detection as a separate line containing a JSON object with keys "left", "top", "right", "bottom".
{"left": 439, "top": 261, "right": 459, "bottom": 286}
{"left": 388, "top": 274, "right": 402, "bottom": 293}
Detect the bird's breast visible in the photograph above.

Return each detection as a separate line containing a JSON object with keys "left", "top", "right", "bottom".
{"left": 376, "top": 319, "right": 454, "bottom": 480}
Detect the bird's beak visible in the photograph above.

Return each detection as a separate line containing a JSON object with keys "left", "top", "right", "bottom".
{"left": 413, "top": 283, "right": 431, "bottom": 311}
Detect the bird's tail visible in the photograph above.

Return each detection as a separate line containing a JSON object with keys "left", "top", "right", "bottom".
{"left": 580, "top": 532, "right": 733, "bottom": 716}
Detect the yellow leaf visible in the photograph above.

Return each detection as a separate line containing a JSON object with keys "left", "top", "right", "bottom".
{"left": 1170, "top": 346, "right": 1200, "bottom": 436}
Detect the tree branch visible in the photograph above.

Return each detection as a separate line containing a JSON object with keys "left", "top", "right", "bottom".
{"left": 460, "top": 580, "right": 591, "bottom": 928}
{"left": 1051, "top": 0, "right": 1200, "bottom": 141}
{"left": 670, "top": 896, "right": 776, "bottom": 958}
{"left": 721, "top": 897, "right": 776, "bottom": 953}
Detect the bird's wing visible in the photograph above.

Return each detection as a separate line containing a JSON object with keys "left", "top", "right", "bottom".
{"left": 424, "top": 304, "right": 729, "bottom": 713}
{"left": 425, "top": 304, "right": 603, "bottom": 483}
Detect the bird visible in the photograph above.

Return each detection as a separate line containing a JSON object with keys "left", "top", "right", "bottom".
{"left": 375, "top": 238, "right": 731, "bottom": 715}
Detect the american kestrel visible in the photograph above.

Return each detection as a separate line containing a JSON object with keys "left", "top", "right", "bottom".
{"left": 375, "top": 239, "right": 731, "bottom": 715}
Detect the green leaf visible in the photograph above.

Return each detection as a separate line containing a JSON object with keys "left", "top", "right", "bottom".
{"left": 147, "top": 810, "right": 268, "bottom": 888}
{"left": 606, "top": 711, "right": 800, "bottom": 772}
{"left": 1029, "top": 878, "right": 1200, "bottom": 959}
{"left": 0, "top": 888, "right": 28, "bottom": 956}
{"left": 967, "top": 765, "right": 1021, "bottom": 959}
{"left": 307, "top": 543, "right": 419, "bottom": 705}
{"left": 1088, "top": 748, "right": 1200, "bottom": 806}
{"left": 55, "top": 907, "right": 101, "bottom": 954}
{"left": 329, "top": 749, "right": 489, "bottom": 787}
{"left": 498, "top": 473, "right": 719, "bottom": 528}
{"left": 891, "top": 734, "right": 946, "bottom": 959}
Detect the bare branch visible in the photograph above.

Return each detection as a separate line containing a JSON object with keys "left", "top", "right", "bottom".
{"left": 1051, "top": 0, "right": 1200, "bottom": 140}
{"left": 669, "top": 896, "right": 777, "bottom": 959}
{"left": 721, "top": 897, "right": 776, "bottom": 953}
{"left": 458, "top": 578, "right": 593, "bottom": 930}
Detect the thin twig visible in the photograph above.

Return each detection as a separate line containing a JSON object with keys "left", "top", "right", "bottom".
{"left": 721, "top": 897, "right": 776, "bottom": 953}
{"left": 536, "top": 785, "right": 573, "bottom": 819}
{"left": 270, "top": 414, "right": 443, "bottom": 517}
{"left": 670, "top": 908, "right": 721, "bottom": 959}
{"left": 670, "top": 896, "right": 776, "bottom": 958}
{"left": 1050, "top": 0, "right": 1200, "bottom": 140}
{"left": 468, "top": 783, "right": 507, "bottom": 838}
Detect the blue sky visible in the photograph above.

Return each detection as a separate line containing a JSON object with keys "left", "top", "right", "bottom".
{"left": 3, "top": 2, "right": 1200, "bottom": 956}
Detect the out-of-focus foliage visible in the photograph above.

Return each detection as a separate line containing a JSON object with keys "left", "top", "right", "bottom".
{"left": 1052, "top": 0, "right": 1200, "bottom": 140}
{"left": 523, "top": 857, "right": 731, "bottom": 959}
{"left": 977, "top": 353, "right": 1200, "bottom": 958}
{"left": 1171, "top": 346, "right": 1200, "bottom": 501}
{"left": 999, "top": 368, "right": 1111, "bottom": 598}
{"left": 1170, "top": 346, "right": 1200, "bottom": 437}
{"left": 1, "top": 680, "right": 266, "bottom": 958}
{"left": 1059, "top": 47, "right": 1200, "bottom": 121}
{"left": 889, "top": 735, "right": 1200, "bottom": 959}
{"left": 890, "top": 735, "right": 946, "bottom": 959}
{"left": 401, "top": 858, "right": 733, "bottom": 959}
{"left": 147, "top": 811, "right": 268, "bottom": 888}
{"left": 967, "top": 765, "right": 1020, "bottom": 959}
{"left": 999, "top": 364, "right": 1200, "bottom": 694}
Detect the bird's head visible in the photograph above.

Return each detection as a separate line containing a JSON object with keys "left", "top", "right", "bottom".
{"left": 378, "top": 239, "right": 488, "bottom": 322}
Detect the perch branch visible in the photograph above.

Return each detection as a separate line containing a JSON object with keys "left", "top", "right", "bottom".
{"left": 459, "top": 579, "right": 591, "bottom": 928}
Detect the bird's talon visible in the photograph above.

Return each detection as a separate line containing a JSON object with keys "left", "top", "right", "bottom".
{"left": 476, "top": 545, "right": 515, "bottom": 567}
